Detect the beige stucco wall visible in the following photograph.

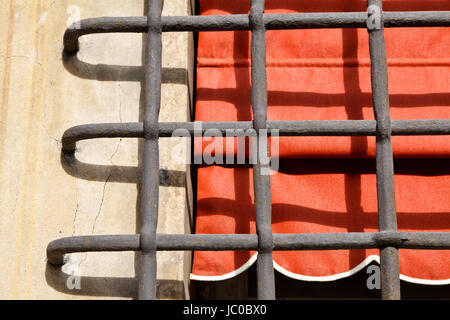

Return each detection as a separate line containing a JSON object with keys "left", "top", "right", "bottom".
{"left": 0, "top": 0, "right": 194, "bottom": 299}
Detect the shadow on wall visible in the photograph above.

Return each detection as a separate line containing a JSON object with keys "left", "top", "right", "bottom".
{"left": 59, "top": 50, "right": 188, "bottom": 186}
{"left": 60, "top": 152, "right": 186, "bottom": 187}
{"left": 46, "top": 14, "right": 190, "bottom": 298}
{"left": 45, "top": 263, "right": 186, "bottom": 299}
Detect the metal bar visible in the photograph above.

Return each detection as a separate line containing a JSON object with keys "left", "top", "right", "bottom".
{"left": 250, "top": 0, "right": 275, "bottom": 300}
{"left": 367, "top": 0, "right": 400, "bottom": 300}
{"left": 47, "top": 235, "right": 140, "bottom": 265}
{"left": 61, "top": 123, "right": 144, "bottom": 153}
{"left": 267, "top": 11, "right": 450, "bottom": 29}
{"left": 54, "top": 3, "right": 450, "bottom": 301}
{"left": 60, "top": 119, "right": 450, "bottom": 154}
{"left": 139, "top": 0, "right": 163, "bottom": 301}
{"left": 47, "top": 232, "right": 450, "bottom": 266}
{"left": 63, "top": 11, "right": 450, "bottom": 53}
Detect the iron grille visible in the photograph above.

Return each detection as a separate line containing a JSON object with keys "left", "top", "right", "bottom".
{"left": 47, "top": 0, "right": 450, "bottom": 300}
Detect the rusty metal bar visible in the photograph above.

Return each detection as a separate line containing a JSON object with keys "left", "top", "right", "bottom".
{"left": 138, "top": 0, "right": 163, "bottom": 300}
{"left": 50, "top": 4, "right": 450, "bottom": 301}
{"left": 47, "top": 232, "right": 450, "bottom": 266}
{"left": 47, "top": 235, "right": 141, "bottom": 265}
{"left": 367, "top": 0, "right": 400, "bottom": 300}
{"left": 63, "top": 11, "right": 450, "bottom": 54}
{"left": 60, "top": 119, "right": 450, "bottom": 154}
{"left": 250, "top": 0, "right": 275, "bottom": 300}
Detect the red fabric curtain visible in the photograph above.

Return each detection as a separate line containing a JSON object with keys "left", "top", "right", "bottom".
{"left": 192, "top": 0, "right": 450, "bottom": 283}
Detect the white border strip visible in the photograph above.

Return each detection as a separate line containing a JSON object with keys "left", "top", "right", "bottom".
{"left": 190, "top": 253, "right": 258, "bottom": 281}
{"left": 273, "top": 255, "right": 380, "bottom": 282}
{"left": 190, "top": 254, "right": 450, "bottom": 285}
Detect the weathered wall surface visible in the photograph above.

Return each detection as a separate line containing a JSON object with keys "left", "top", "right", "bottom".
{"left": 0, "top": 0, "right": 193, "bottom": 299}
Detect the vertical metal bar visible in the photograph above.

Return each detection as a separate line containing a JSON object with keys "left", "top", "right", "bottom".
{"left": 367, "top": 0, "right": 400, "bottom": 300}
{"left": 55, "top": 7, "right": 450, "bottom": 302}
{"left": 250, "top": 0, "right": 275, "bottom": 300}
{"left": 139, "top": 0, "right": 163, "bottom": 300}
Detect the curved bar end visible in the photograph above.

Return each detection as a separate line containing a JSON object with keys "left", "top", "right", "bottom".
{"left": 46, "top": 240, "right": 67, "bottom": 266}
{"left": 63, "top": 23, "right": 81, "bottom": 55}
{"left": 61, "top": 133, "right": 76, "bottom": 155}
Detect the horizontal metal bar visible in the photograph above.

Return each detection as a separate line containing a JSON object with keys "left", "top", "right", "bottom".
{"left": 61, "top": 119, "right": 450, "bottom": 153}
{"left": 162, "top": 232, "right": 450, "bottom": 250}
{"left": 47, "top": 235, "right": 140, "bottom": 265}
{"left": 268, "top": 11, "right": 450, "bottom": 29}
{"left": 47, "top": 232, "right": 450, "bottom": 265}
{"left": 63, "top": 11, "right": 450, "bottom": 53}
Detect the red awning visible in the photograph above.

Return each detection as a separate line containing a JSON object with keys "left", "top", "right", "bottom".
{"left": 192, "top": 0, "right": 450, "bottom": 284}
